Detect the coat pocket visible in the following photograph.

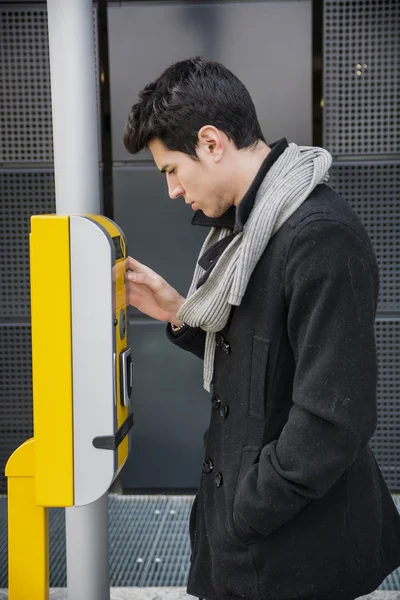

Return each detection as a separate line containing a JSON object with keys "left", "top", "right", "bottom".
{"left": 249, "top": 336, "right": 270, "bottom": 420}
{"left": 232, "top": 446, "right": 262, "bottom": 545}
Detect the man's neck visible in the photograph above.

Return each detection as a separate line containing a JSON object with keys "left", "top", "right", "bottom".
{"left": 232, "top": 142, "right": 271, "bottom": 207}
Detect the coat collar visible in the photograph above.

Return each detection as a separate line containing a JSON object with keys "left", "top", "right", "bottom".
{"left": 191, "top": 138, "right": 289, "bottom": 232}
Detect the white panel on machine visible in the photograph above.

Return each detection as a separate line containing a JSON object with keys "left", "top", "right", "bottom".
{"left": 70, "top": 216, "right": 116, "bottom": 506}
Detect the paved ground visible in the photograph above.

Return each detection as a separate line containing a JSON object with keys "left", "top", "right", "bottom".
{"left": 1, "top": 589, "right": 400, "bottom": 599}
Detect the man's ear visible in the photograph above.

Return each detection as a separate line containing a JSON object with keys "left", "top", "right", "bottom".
{"left": 197, "top": 126, "right": 224, "bottom": 162}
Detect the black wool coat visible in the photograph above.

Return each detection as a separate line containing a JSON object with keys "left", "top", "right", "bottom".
{"left": 167, "top": 184, "right": 400, "bottom": 600}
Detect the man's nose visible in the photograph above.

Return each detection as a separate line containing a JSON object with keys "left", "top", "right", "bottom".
{"left": 168, "top": 183, "right": 185, "bottom": 200}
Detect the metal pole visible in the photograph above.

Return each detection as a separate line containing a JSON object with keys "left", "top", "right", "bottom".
{"left": 46, "top": 2, "right": 109, "bottom": 600}
{"left": 47, "top": 0, "right": 100, "bottom": 215}
{"left": 65, "top": 492, "right": 110, "bottom": 600}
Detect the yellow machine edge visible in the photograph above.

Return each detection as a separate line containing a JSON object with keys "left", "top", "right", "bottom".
{"left": 30, "top": 215, "right": 74, "bottom": 507}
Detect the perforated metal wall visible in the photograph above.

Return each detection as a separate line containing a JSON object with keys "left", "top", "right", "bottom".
{"left": 0, "top": 8, "right": 52, "bottom": 163}
{"left": 323, "top": 0, "right": 400, "bottom": 157}
{"left": 0, "top": 326, "right": 32, "bottom": 493}
{"left": 0, "top": 171, "right": 55, "bottom": 318}
{"left": 324, "top": 0, "right": 400, "bottom": 489}
{"left": 1, "top": 1, "right": 399, "bottom": 499}
{"left": 0, "top": 4, "right": 101, "bottom": 494}
{"left": 0, "top": 6, "right": 100, "bottom": 164}
{"left": 329, "top": 162, "right": 400, "bottom": 312}
{"left": 372, "top": 320, "right": 400, "bottom": 490}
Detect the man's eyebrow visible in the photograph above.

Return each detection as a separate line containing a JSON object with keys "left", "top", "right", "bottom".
{"left": 160, "top": 164, "right": 170, "bottom": 174}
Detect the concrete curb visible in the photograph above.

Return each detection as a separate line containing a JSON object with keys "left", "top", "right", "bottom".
{"left": 1, "top": 589, "right": 400, "bottom": 599}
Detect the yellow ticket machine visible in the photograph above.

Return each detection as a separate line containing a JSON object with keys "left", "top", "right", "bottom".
{"left": 6, "top": 214, "right": 133, "bottom": 599}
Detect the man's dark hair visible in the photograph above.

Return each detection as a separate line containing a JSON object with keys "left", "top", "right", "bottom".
{"left": 123, "top": 57, "right": 266, "bottom": 157}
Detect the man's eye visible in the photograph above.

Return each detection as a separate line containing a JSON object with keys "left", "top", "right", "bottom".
{"left": 168, "top": 169, "right": 176, "bottom": 176}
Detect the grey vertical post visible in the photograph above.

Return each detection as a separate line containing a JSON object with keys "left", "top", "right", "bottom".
{"left": 46, "top": 1, "right": 110, "bottom": 599}
{"left": 65, "top": 492, "right": 110, "bottom": 600}
{"left": 47, "top": 0, "right": 100, "bottom": 215}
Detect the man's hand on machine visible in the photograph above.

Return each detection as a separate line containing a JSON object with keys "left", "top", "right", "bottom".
{"left": 126, "top": 256, "right": 185, "bottom": 326}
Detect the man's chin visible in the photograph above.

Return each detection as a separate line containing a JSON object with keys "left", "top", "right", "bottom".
{"left": 201, "top": 207, "right": 226, "bottom": 219}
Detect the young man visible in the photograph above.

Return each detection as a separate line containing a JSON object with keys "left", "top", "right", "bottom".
{"left": 123, "top": 57, "right": 400, "bottom": 600}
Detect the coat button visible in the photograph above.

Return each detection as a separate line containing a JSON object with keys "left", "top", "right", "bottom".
{"left": 215, "top": 333, "right": 223, "bottom": 347}
{"left": 216, "top": 333, "right": 231, "bottom": 354}
{"left": 222, "top": 341, "right": 231, "bottom": 354}
{"left": 215, "top": 472, "right": 223, "bottom": 487}
{"left": 220, "top": 404, "right": 229, "bottom": 419}
{"left": 211, "top": 395, "right": 221, "bottom": 410}
{"left": 202, "top": 459, "right": 214, "bottom": 474}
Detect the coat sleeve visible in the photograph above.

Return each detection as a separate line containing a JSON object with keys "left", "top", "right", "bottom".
{"left": 233, "top": 217, "right": 380, "bottom": 544}
{"left": 165, "top": 323, "right": 206, "bottom": 360}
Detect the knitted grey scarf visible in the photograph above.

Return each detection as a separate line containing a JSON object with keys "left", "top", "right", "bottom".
{"left": 176, "top": 143, "right": 332, "bottom": 392}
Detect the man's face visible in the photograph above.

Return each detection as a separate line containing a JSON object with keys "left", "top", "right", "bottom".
{"left": 148, "top": 137, "right": 233, "bottom": 218}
